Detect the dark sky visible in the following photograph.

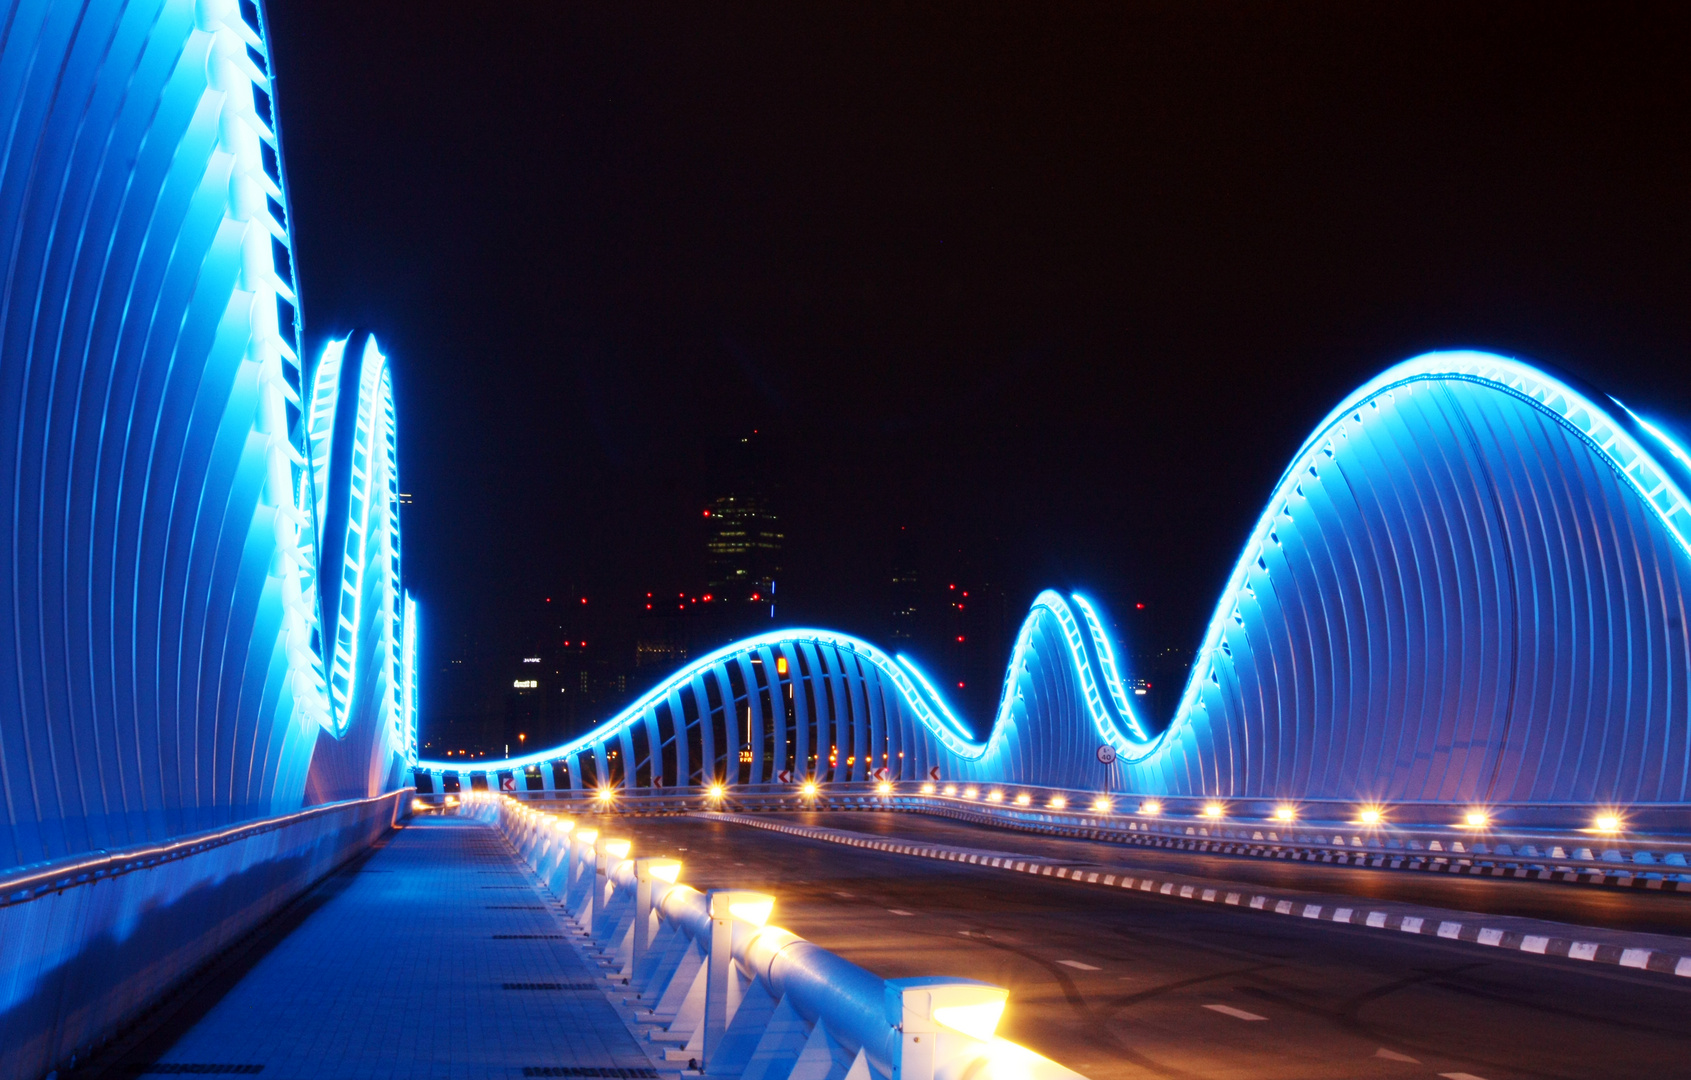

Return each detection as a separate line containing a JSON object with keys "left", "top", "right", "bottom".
{"left": 266, "top": 1, "right": 1691, "bottom": 715}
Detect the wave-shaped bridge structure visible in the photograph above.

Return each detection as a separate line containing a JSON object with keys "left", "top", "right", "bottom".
{"left": 420, "top": 351, "right": 1691, "bottom": 827}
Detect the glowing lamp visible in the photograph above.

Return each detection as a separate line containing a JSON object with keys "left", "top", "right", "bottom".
{"left": 801, "top": 781, "right": 819, "bottom": 798}
{"left": 1049, "top": 796, "right": 1067, "bottom": 809}
{"left": 1203, "top": 802, "right": 1224, "bottom": 819}
{"left": 943, "top": 785, "right": 957, "bottom": 796}
{"left": 707, "top": 783, "right": 726, "bottom": 800}
{"left": 1092, "top": 797, "right": 1113, "bottom": 812}
{"left": 1273, "top": 805, "right": 1296, "bottom": 822}
{"left": 1015, "top": 793, "right": 1031, "bottom": 806}
{"left": 411, "top": 798, "right": 428, "bottom": 812}
{"left": 932, "top": 998, "right": 1007, "bottom": 1041}
{"left": 920, "top": 783, "right": 936, "bottom": 794}
{"left": 1463, "top": 810, "right": 1489, "bottom": 828}
{"left": 1358, "top": 807, "right": 1383, "bottom": 826}
{"left": 964, "top": 786, "right": 979, "bottom": 799}
{"left": 648, "top": 860, "right": 682, "bottom": 883}
{"left": 595, "top": 787, "right": 615, "bottom": 803}
{"left": 1594, "top": 814, "right": 1622, "bottom": 833}
{"left": 986, "top": 790, "right": 1003, "bottom": 802}
{"left": 1139, "top": 800, "right": 1162, "bottom": 816}
{"left": 729, "top": 898, "right": 775, "bottom": 926}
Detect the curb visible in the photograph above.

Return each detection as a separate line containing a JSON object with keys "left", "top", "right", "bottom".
{"left": 893, "top": 802, "right": 1691, "bottom": 893}
{"left": 712, "top": 813, "right": 1691, "bottom": 980}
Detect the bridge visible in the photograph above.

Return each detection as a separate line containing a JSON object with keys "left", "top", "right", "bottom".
{"left": 0, "top": 2, "right": 1688, "bottom": 1079}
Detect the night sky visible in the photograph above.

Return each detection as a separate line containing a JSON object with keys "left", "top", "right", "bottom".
{"left": 265, "top": 2, "right": 1691, "bottom": 729}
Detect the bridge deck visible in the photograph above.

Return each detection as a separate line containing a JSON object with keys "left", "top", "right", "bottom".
{"left": 115, "top": 817, "right": 650, "bottom": 1080}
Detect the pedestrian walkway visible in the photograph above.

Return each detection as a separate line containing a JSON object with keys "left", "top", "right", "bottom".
{"left": 130, "top": 816, "right": 654, "bottom": 1080}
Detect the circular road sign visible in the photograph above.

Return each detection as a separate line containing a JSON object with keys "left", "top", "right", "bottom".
{"left": 1096, "top": 744, "right": 1118, "bottom": 765}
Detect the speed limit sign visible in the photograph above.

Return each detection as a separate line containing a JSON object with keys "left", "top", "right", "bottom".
{"left": 1096, "top": 744, "right": 1117, "bottom": 765}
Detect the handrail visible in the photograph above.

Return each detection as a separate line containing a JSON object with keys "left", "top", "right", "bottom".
{"left": 469, "top": 791, "right": 1087, "bottom": 1080}
{"left": 0, "top": 789, "right": 410, "bottom": 908}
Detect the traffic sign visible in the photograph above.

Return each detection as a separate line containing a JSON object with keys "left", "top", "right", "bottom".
{"left": 1096, "top": 744, "right": 1117, "bottom": 765}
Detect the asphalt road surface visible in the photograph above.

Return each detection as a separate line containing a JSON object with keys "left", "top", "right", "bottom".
{"left": 608, "top": 811, "right": 1691, "bottom": 1080}
{"left": 789, "top": 809, "right": 1691, "bottom": 938}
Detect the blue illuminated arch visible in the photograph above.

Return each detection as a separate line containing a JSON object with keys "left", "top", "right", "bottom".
{"left": 0, "top": 0, "right": 416, "bottom": 872}
{"left": 420, "top": 351, "right": 1691, "bottom": 816}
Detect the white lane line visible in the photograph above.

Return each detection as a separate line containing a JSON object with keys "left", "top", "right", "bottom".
{"left": 1203, "top": 1004, "right": 1267, "bottom": 1021}
{"left": 835, "top": 891, "right": 855, "bottom": 898}
{"left": 1056, "top": 960, "right": 1100, "bottom": 970}
{"left": 1374, "top": 1048, "right": 1419, "bottom": 1062}
{"left": 888, "top": 908, "right": 915, "bottom": 916}
{"left": 1438, "top": 1073, "right": 1491, "bottom": 1080}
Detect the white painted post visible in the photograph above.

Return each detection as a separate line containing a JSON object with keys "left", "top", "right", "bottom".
{"left": 569, "top": 827, "right": 597, "bottom": 924}
{"left": 702, "top": 890, "right": 774, "bottom": 1069}
{"left": 633, "top": 857, "right": 682, "bottom": 980}
{"left": 885, "top": 978, "right": 1007, "bottom": 1080}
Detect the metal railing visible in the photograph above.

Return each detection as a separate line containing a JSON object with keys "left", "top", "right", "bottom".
{"left": 465, "top": 791, "right": 1086, "bottom": 1080}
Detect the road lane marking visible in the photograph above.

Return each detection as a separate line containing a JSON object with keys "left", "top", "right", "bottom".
{"left": 1057, "top": 960, "right": 1100, "bottom": 970}
{"left": 888, "top": 909, "right": 914, "bottom": 916}
{"left": 835, "top": 891, "right": 855, "bottom": 898}
{"left": 1204, "top": 1004, "right": 1266, "bottom": 1021}
{"left": 1375, "top": 1048, "right": 1419, "bottom": 1062}
{"left": 1438, "top": 1073, "right": 1491, "bottom": 1080}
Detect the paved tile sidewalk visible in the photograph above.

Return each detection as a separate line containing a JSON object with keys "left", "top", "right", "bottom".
{"left": 141, "top": 816, "right": 652, "bottom": 1080}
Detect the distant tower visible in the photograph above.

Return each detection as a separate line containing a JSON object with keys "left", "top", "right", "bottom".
{"left": 705, "top": 431, "right": 784, "bottom": 608}
{"left": 890, "top": 526, "right": 918, "bottom": 640}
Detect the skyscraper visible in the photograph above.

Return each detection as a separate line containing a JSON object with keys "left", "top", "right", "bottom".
{"left": 890, "top": 526, "right": 919, "bottom": 640}
{"left": 705, "top": 432, "right": 784, "bottom": 608}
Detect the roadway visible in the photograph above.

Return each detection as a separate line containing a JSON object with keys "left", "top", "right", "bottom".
{"left": 611, "top": 811, "right": 1691, "bottom": 1080}
{"left": 793, "top": 809, "right": 1691, "bottom": 938}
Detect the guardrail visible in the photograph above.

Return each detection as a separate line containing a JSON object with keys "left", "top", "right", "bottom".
{"left": 465, "top": 791, "right": 1086, "bottom": 1080}
{"left": 421, "top": 784, "right": 1691, "bottom": 885}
